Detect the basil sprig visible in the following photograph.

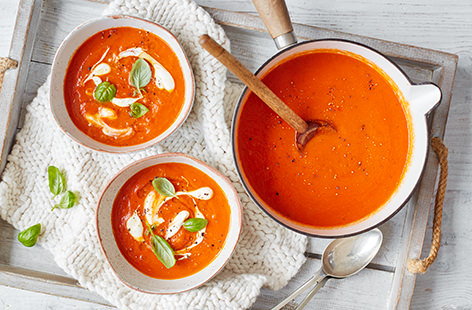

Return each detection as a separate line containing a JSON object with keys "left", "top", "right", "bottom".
{"left": 183, "top": 218, "right": 208, "bottom": 232}
{"left": 52, "top": 191, "right": 77, "bottom": 211}
{"left": 47, "top": 166, "right": 79, "bottom": 211}
{"left": 146, "top": 223, "right": 176, "bottom": 269}
{"left": 18, "top": 223, "right": 41, "bottom": 247}
{"left": 48, "top": 166, "right": 66, "bottom": 197}
{"left": 94, "top": 81, "right": 117, "bottom": 102}
{"left": 152, "top": 177, "right": 176, "bottom": 197}
{"left": 129, "top": 102, "right": 149, "bottom": 118}
{"left": 129, "top": 58, "right": 152, "bottom": 95}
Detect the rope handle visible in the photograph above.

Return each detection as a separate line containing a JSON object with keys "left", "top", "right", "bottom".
{"left": 0, "top": 57, "right": 18, "bottom": 91}
{"left": 408, "top": 137, "right": 448, "bottom": 273}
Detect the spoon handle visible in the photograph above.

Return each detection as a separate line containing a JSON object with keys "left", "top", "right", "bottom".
{"left": 271, "top": 269, "right": 327, "bottom": 310}
{"left": 294, "top": 277, "right": 328, "bottom": 310}
{"left": 251, "top": 0, "right": 297, "bottom": 49}
{"left": 199, "top": 34, "right": 308, "bottom": 133}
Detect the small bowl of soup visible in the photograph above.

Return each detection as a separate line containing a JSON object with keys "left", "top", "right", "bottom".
{"left": 50, "top": 16, "right": 194, "bottom": 152}
{"left": 96, "top": 153, "right": 242, "bottom": 293}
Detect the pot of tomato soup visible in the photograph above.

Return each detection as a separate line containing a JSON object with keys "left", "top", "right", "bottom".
{"left": 232, "top": 0, "right": 442, "bottom": 237}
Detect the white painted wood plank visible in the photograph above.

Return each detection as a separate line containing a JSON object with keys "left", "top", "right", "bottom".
{"left": 0, "top": 285, "right": 113, "bottom": 310}
{"left": 0, "top": 0, "right": 20, "bottom": 56}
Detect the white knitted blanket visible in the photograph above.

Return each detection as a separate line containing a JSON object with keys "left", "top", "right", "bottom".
{"left": 0, "top": 0, "right": 307, "bottom": 309}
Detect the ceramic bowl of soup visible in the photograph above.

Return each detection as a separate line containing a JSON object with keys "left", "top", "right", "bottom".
{"left": 96, "top": 153, "right": 242, "bottom": 293}
{"left": 50, "top": 16, "right": 194, "bottom": 152}
{"left": 233, "top": 40, "right": 441, "bottom": 238}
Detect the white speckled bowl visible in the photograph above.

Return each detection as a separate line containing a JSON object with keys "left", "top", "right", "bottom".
{"left": 96, "top": 153, "right": 242, "bottom": 294}
{"left": 50, "top": 15, "right": 195, "bottom": 153}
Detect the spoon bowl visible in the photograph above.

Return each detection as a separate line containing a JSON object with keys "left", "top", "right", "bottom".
{"left": 323, "top": 228, "right": 383, "bottom": 278}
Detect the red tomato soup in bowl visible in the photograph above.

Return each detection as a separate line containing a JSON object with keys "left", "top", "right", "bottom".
{"left": 112, "top": 162, "right": 230, "bottom": 279}
{"left": 235, "top": 49, "right": 412, "bottom": 230}
{"left": 50, "top": 16, "right": 194, "bottom": 152}
{"left": 96, "top": 154, "right": 242, "bottom": 294}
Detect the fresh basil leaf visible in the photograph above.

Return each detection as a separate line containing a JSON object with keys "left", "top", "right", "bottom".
{"left": 129, "top": 102, "right": 149, "bottom": 118}
{"left": 94, "top": 81, "right": 116, "bottom": 102}
{"left": 150, "top": 235, "right": 176, "bottom": 269}
{"left": 18, "top": 223, "right": 41, "bottom": 247}
{"left": 48, "top": 166, "right": 66, "bottom": 197}
{"left": 129, "top": 58, "right": 152, "bottom": 94}
{"left": 152, "top": 177, "right": 176, "bottom": 197}
{"left": 183, "top": 218, "right": 208, "bottom": 232}
{"left": 52, "top": 191, "right": 77, "bottom": 211}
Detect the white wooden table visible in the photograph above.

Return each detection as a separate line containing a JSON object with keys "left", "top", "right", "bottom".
{"left": 0, "top": 0, "right": 471, "bottom": 309}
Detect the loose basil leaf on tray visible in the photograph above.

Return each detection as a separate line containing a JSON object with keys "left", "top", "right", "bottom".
{"left": 152, "top": 177, "right": 176, "bottom": 197}
{"left": 48, "top": 166, "right": 66, "bottom": 197}
{"left": 183, "top": 218, "right": 208, "bottom": 232}
{"left": 151, "top": 235, "right": 176, "bottom": 269}
{"left": 52, "top": 191, "right": 77, "bottom": 211}
{"left": 129, "top": 58, "right": 152, "bottom": 94}
{"left": 129, "top": 102, "right": 149, "bottom": 118}
{"left": 18, "top": 223, "right": 41, "bottom": 247}
{"left": 94, "top": 81, "right": 117, "bottom": 102}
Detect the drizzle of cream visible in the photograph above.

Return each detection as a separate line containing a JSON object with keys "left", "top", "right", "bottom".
{"left": 85, "top": 113, "right": 133, "bottom": 137}
{"left": 177, "top": 187, "right": 213, "bottom": 200}
{"left": 83, "top": 48, "right": 111, "bottom": 85}
{"left": 175, "top": 206, "right": 206, "bottom": 254}
{"left": 165, "top": 210, "right": 190, "bottom": 239}
{"left": 175, "top": 253, "right": 191, "bottom": 260}
{"left": 110, "top": 97, "right": 141, "bottom": 107}
{"left": 91, "top": 76, "right": 102, "bottom": 86}
{"left": 98, "top": 107, "right": 117, "bottom": 119}
{"left": 143, "top": 191, "right": 165, "bottom": 226}
{"left": 118, "top": 47, "right": 175, "bottom": 92}
{"left": 126, "top": 211, "right": 144, "bottom": 242}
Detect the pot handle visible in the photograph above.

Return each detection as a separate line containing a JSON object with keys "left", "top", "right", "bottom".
{"left": 409, "top": 83, "right": 442, "bottom": 115}
{"left": 251, "top": 0, "right": 297, "bottom": 49}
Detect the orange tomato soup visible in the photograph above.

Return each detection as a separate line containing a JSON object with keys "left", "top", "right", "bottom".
{"left": 112, "top": 163, "right": 230, "bottom": 279}
{"left": 236, "top": 50, "right": 410, "bottom": 228}
{"left": 64, "top": 27, "right": 185, "bottom": 146}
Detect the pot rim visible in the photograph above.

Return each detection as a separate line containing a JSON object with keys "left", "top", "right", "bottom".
{"left": 231, "top": 38, "right": 441, "bottom": 238}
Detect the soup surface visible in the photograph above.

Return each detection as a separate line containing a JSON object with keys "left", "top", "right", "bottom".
{"left": 65, "top": 27, "right": 186, "bottom": 146}
{"left": 112, "top": 163, "right": 230, "bottom": 279}
{"left": 236, "top": 50, "right": 410, "bottom": 228}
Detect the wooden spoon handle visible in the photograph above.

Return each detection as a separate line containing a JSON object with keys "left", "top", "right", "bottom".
{"left": 199, "top": 34, "right": 308, "bottom": 133}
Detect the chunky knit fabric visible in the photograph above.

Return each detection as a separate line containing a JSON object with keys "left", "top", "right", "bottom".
{"left": 0, "top": 0, "right": 307, "bottom": 309}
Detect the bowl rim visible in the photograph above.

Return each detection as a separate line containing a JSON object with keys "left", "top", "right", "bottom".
{"left": 231, "top": 38, "right": 440, "bottom": 238}
{"left": 95, "top": 152, "right": 243, "bottom": 294}
{"left": 50, "top": 15, "right": 195, "bottom": 153}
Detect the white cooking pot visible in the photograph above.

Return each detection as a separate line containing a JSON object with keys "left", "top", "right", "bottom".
{"left": 232, "top": 0, "right": 441, "bottom": 237}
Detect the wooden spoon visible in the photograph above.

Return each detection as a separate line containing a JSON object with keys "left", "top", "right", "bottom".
{"left": 199, "top": 34, "right": 333, "bottom": 150}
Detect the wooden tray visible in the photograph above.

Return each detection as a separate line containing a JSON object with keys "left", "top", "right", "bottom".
{"left": 0, "top": 0, "right": 457, "bottom": 309}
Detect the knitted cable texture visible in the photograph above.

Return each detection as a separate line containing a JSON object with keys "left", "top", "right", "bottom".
{"left": 0, "top": 0, "right": 307, "bottom": 309}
